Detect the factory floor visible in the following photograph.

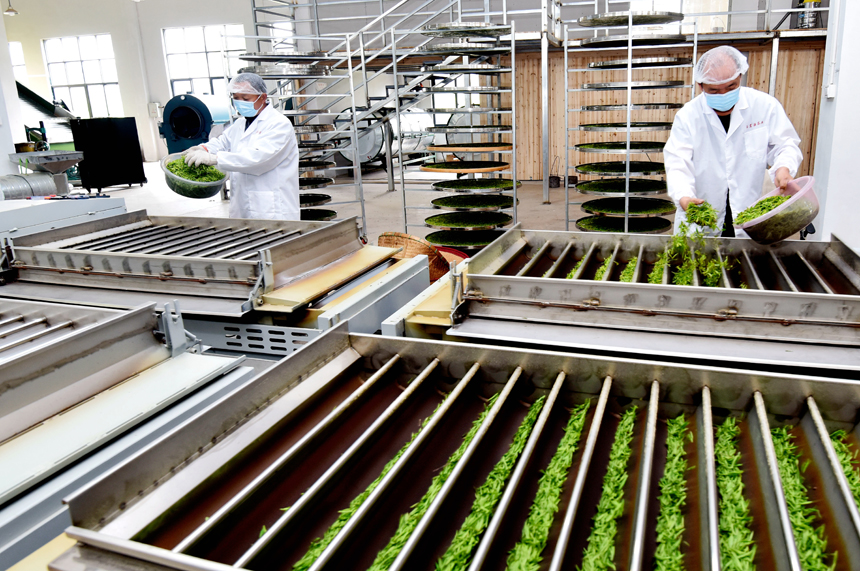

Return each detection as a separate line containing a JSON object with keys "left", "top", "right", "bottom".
{"left": 95, "top": 161, "right": 678, "bottom": 246}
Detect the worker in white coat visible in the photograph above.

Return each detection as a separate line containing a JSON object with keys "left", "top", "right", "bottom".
{"left": 184, "top": 73, "right": 299, "bottom": 220}
{"left": 663, "top": 46, "right": 803, "bottom": 237}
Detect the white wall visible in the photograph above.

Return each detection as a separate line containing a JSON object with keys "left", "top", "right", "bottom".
{"left": 813, "top": 0, "right": 859, "bottom": 251}
{"left": 0, "top": 15, "right": 24, "bottom": 174}
{"left": 2, "top": 0, "right": 252, "bottom": 161}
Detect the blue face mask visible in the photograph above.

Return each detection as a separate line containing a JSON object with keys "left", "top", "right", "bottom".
{"left": 233, "top": 97, "right": 260, "bottom": 118}
{"left": 704, "top": 87, "right": 740, "bottom": 112}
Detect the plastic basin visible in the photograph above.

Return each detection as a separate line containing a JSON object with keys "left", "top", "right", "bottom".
{"left": 735, "top": 175, "right": 819, "bottom": 245}
{"left": 160, "top": 152, "right": 227, "bottom": 199}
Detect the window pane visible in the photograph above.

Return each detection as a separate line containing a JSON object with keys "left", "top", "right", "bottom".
{"left": 53, "top": 87, "right": 71, "bottom": 106}
{"left": 187, "top": 52, "right": 208, "bottom": 78}
{"left": 88, "top": 84, "right": 108, "bottom": 117}
{"left": 96, "top": 35, "right": 114, "bottom": 59}
{"left": 69, "top": 86, "right": 90, "bottom": 118}
{"left": 228, "top": 58, "right": 244, "bottom": 77}
{"left": 44, "top": 39, "right": 64, "bottom": 63}
{"left": 9, "top": 42, "right": 25, "bottom": 66}
{"left": 167, "top": 54, "right": 189, "bottom": 79}
{"left": 61, "top": 37, "right": 80, "bottom": 61}
{"left": 163, "top": 28, "right": 185, "bottom": 54}
{"left": 207, "top": 52, "right": 225, "bottom": 77}
{"left": 184, "top": 27, "right": 205, "bottom": 52}
{"left": 213, "top": 78, "right": 228, "bottom": 98}
{"left": 204, "top": 25, "right": 224, "bottom": 52}
{"left": 48, "top": 63, "right": 68, "bottom": 86}
{"left": 101, "top": 59, "right": 118, "bottom": 82}
{"left": 192, "top": 78, "right": 211, "bottom": 95}
{"left": 82, "top": 60, "right": 102, "bottom": 83}
{"left": 66, "top": 61, "right": 84, "bottom": 84}
{"left": 226, "top": 24, "right": 245, "bottom": 51}
{"left": 105, "top": 84, "right": 124, "bottom": 116}
{"left": 13, "top": 65, "right": 27, "bottom": 84}
{"left": 78, "top": 35, "right": 99, "bottom": 60}
{"left": 173, "top": 80, "right": 192, "bottom": 95}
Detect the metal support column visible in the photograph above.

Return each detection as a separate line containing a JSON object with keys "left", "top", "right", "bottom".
{"left": 768, "top": 34, "right": 780, "bottom": 97}
{"left": 541, "top": 32, "right": 550, "bottom": 204}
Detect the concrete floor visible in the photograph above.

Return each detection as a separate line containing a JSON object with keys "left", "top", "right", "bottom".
{"left": 99, "top": 161, "right": 677, "bottom": 246}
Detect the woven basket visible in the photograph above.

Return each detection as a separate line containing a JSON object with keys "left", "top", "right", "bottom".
{"left": 378, "top": 232, "right": 451, "bottom": 282}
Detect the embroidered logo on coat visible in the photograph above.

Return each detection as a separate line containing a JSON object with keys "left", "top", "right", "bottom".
{"left": 746, "top": 121, "right": 764, "bottom": 129}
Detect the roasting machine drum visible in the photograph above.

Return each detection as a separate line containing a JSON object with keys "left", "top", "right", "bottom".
{"left": 47, "top": 325, "right": 860, "bottom": 571}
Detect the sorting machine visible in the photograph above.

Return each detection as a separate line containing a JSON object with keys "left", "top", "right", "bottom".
{"left": 46, "top": 323, "right": 860, "bottom": 571}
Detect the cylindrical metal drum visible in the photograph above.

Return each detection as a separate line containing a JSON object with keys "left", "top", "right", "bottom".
{"left": 0, "top": 173, "right": 58, "bottom": 200}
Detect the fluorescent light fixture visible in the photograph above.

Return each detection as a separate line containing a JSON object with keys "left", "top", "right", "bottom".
{"left": 4, "top": 1, "right": 18, "bottom": 16}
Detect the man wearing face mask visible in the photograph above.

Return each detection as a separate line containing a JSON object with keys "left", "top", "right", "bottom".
{"left": 663, "top": 45, "right": 802, "bottom": 237}
{"left": 183, "top": 73, "right": 299, "bottom": 220}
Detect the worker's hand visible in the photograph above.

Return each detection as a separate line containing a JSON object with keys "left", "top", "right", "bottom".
{"left": 774, "top": 167, "right": 792, "bottom": 193}
{"left": 185, "top": 150, "right": 217, "bottom": 167}
{"left": 181, "top": 145, "right": 203, "bottom": 156}
{"left": 679, "top": 196, "right": 705, "bottom": 211}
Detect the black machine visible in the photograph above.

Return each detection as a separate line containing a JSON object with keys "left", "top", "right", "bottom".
{"left": 158, "top": 94, "right": 232, "bottom": 154}
{"left": 70, "top": 118, "right": 147, "bottom": 192}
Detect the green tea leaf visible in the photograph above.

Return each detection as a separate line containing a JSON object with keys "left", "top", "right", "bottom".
{"left": 715, "top": 417, "right": 756, "bottom": 571}
{"left": 654, "top": 415, "right": 691, "bottom": 571}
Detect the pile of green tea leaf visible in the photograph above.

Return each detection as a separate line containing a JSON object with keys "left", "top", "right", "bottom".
{"left": 425, "top": 230, "right": 503, "bottom": 248}
{"left": 714, "top": 417, "right": 756, "bottom": 571}
{"left": 654, "top": 415, "right": 692, "bottom": 571}
{"left": 576, "top": 141, "right": 665, "bottom": 152}
{"left": 423, "top": 161, "right": 508, "bottom": 170}
{"left": 576, "top": 215, "right": 671, "bottom": 234}
{"left": 685, "top": 202, "right": 718, "bottom": 229}
{"left": 619, "top": 257, "right": 638, "bottom": 282}
{"left": 582, "top": 197, "right": 675, "bottom": 216}
{"left": 566, "top": 258, "right": 584, "bottom": 279}
{"left": 734, "top": 195, "right": 791, "bottom": 225}
{"left": 575, "top": 161, "right": 665, "bottom": 175}
{"left": 594, "top": 257, "right": 614, "bottom": 281}
{"left": 166, "top": 158, "right": 225, "bottom": 182}
{"left": 829, "top": 431, "right": 860, "bottom": 510}
{"left": 425, "top": 211, "right": 512, "bottom": 229}
{"left": 575, "top": 178, "right": 666, "bottom": 195}
{"left": 431, "top": 195, "right": 514, "bottom": 210}
{"left": 433, "top": 179, "right": 520, "bottom": 192}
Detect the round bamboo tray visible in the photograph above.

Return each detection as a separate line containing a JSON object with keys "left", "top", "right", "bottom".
{"left": 582, "top": 197, "right": 676, "bottom": 217}
{"left": 575, "top": 161, "right": 665, "bottom": 176}
{"left": 579, "top": 122, "right": 672, "bottom": 132}
{"left": 575, "top": 141, "right": 665, "bottom": 154}
{"left": 426, "top": 142, "right": 513, "bottom": 152}
{"left": 581, "top": 80, "right": 685, "bottom": 91}
{"left": 420, "top": 22, "right": 511, "bottom": 38}
{"left": 299, "top": 160, "right": 336, "bottom": 173}
{"left": 432, "top": 178, "right": 520, "bottom": 193}
{"left": 425, "top": 211, "right": 512, "bottom": 230}
{"left": 578, "top": 11, "right": 684, "bottom": 27}
{"left": 579, "top": 34, "right": 687, "bottom": 49}
{"left": 300, "top": 208, "right": 337, "bottom": 221}
{"left": 299, "top": 193, "right": 332, "bottom": 207}
{"left": 580, "top": 103, "right": 683, "bottom": 111}
{"left": 574, "top": 178, "right": 667, "bottom": 196}
{"left": 299, "top": 177, "right": 334, "bottom": 190}
{"left": 420, "top": 161, "right": 509, "bottom": 173}
{"left": 575, "top": 215, "right": 672, "bottom": 234}
{"left": 425, "top": 229, "right": 505, "bottom": 251}
{"left": 588, "top": 57, "right": 692, "bottom": 69}
{"left": 431, "top": 194, "right": 514, "bottom": 211}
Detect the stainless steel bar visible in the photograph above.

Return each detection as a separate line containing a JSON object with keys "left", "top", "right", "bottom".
{"left": 234, "top": 357, "right": 440, "bottom": 567}
{"left": 699, "top": 386, "right": 720, "bottom": 571}
{"left": 717, "top": 249, "right": 733, "bottom": 288}
{"left": 564, "top": 25, "right": 570, "bottom": 230}
{"left": 492, "top": 240, "right": 531, "bottom": 276}
{"left": 467, "top": 371, "right": 567, "bottom": 571}
{"left": 741, "top": 250, "right": 764, "bottom": 290}
{"left": 167, "top": 228, "right": 255, "bottom": 256}
{"left": 750, "top": 391, "right": 802, "bottom": 570}
{"left": 628, "top": 380, "right": 659, "bottom": 571}
{"left": 601, "top": 243, "right": 620, "bottom": 282}
{"left": 690, "top": 248, "right": 702, "bottom": 288}
{"left": 87, "top": 226, "right": 191, "bottom": 252}
{"left": 768, "top": 33, "right": 779, "bottom": 97}
{"left": 543, "top": 240, "right": 574, "bottom": 279}
{"left": 549, "top": 376, "right": 612, "bottom": 571}
{"left": 217, "top": 230, "right": 301, "bottom": 260}
{"left": 388, "top": 367, "right": 525, "bottom": 571}
{"left": 516, "top": 241, "right": 552, "bottom": 277}
{"left": 0, "top": 314, "right": 25, "bottom": 329}
{"left": 125, "top": 227, "right": 212, "bottom": 254}
{"left": 797, "top": 252, "right": 835, "bottom": 294}
{"left": 573, "top": 242, "right": 597, "bottom": 280}
{"left": 174, "top": 353, "right": 403, "bottom": 554}
{"left": 63, "top": 224, "right": 165, "bottom": 250}
{"left": 304, "top": 362, "right": 483, "bottom": 571}
{"left": 631, "top": 244, "right": 644, "bottom": 283}
{"left": 0, "top": 317, "right": 47, "bottom": 339}
{"left": 542, "top": 31, "right": 550, "bottom": 204}
{"left": 769, "top": 251, "right": 799, "bottom": 292}
{"left": 156, "top": 228, "right": 242, "bottom": 256}
{"left": 194, "top": 229, "right": 269, "bottom": 257}
{"left": 661, "top": 245, "right": 671, "bottom": 285}
{"left": 0, "top": 320, "right": 73, "bottom": 353}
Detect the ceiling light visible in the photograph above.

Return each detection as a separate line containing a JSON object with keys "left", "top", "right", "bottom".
{"left": 4, "top": 1, "right": 18, "bottom": 16}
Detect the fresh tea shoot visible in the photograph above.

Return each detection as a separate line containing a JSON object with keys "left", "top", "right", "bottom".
{"left": 619, "top": 257, "right": 638, "bottom": 283}
{"left": 594, "top": 257, "right": 614, "bottom": 281}
{"left": 714, "top": 417, "right": 756, "bottom": 571}
{"left": 685, "top": 202, "right": 718, "bottom": 229}
{"left": 166, "top": 158, "right": 225, "bottom": 182}
{"left": 654, "top": 415, "right": 692, "bottom": 571}
{"left": 830, "top": 431, "right": 860, "bottom": 511}
{"left": 734, "top": 196, "right": 790, "bottom": 225}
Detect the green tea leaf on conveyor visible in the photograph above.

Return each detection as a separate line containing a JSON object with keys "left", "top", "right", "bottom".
{"left": 259, "top": 525, "right": 267, "bottom": 538}
{"left": 506, "top": 401, "right": 591, "bottom": 571}
{"left": 566, "top": 258, "right": 584, "bottom": 280}
{"left": 714, "top": 417, "right": 756, "bottom": 571}
{"left": 830, "top": 431, "right": 860, "bottom": 510}
{"left": 578, "top": 406, "right": 638, "bottom": 571}
{"left": 166, "top": 158, "right": 225, "bottom": 182}
{"left": 697, "top": 256, "right": 728, "bottom": 288}
{"left": 367, "top": 395, "right": 499, "bottom": 571}
{"left": 770, "top": 426, "right": 837, "bottom": 571}
{"left": 594, "top": 257, "right": 614, "bottom": 281}
{"left": 734, "top": 195, "right": 791, "bottom": 225}
{"left": 685, "top": 202, "right": 718, "bottom": 229}
{"left": 648, "top": 253, "right": 668, "bottom": 284}
{"left": 740, "top": 282, "right": 749, "bottom": 289}
{"left": 654, "top": 415, "right": 691, "bottom": 571}
{"left": 619, "top": 257, "right": 638, "bottom": 283}
{"left": 290, "top": 403, "right": 443, "bottom": 571}
{"left": 436, "top": 397, "right": 546, "bottom": 571}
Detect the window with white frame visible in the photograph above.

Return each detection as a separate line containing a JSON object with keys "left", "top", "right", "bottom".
{"left": 43, "top": 34, "right": 123, "bottom": 118}
{"left": 9, "top": 42, "right": 27, "bottom": 85}
{"left": 163, "top": 24, "right": 246, "bottom": 98}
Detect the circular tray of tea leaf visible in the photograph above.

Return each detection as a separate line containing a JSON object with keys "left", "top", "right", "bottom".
{"left": 579, "top": 34, "right": 687, "bottom": 49}
{"left": 589, "top": 57, "right": 692, "bottom": 69}
{"left": 419, "top": 42, "right": 510, "bottom": 55}
{"left": 426, "top": 125, "right": 512, "bottom": 134}
{"left": 426, "top": 142, "right": 513, "bottom": 152}
{"left": 423, "top": 64, "right": 508, "bottom": 74}
{"left": 294, "top": 124, "right": 335, "bottom": 134}
{"left": 578, "top": 11, "right": 684, "bottom": 27}
{"left": 581, "top": 80, "right": 685, "bottom": 91}
{"left": 300, "top": 193, "right": 332, "bottom": 207}
{"left": 432, "top": 178, "right": 521, "bottom": 193}
{"left": 299, "top": 160, "right": 336, "bottom": 172}
{"left": 238, "top": 64, "right": 335, "bottom": 78}
{"left": 575, "top": 141, "right": 665, "bottom": 154}
{"left": 425, "top": 211, "right": 512, "bottom": 230}
{"left": 424, "top": 107, "right": 512, "bottom": 114}
{"left": 431, "top": 194, "right": 514, "bottom": 211}
{"left": 423, "top": 86, "right": 510, "bottom": 94}
{"left": 581, "top": 103, "right": 683, "bottom": 111}
{"left": 582, "top": 197, "right": 676, "bottom": 217}
{"left": 576, "top": 161, "right": 665, "bottom": 175}
{"left": 299, "top": 142, "right": 336, "bottom": 151}
{"left": 239, "top": 51, "right": 342, "bottom": 63}
{"left": 301, "top": 208, "right": 337, "bottom": 221}
{"left": 426, "top": 229, "right": 504, "bottom": 250}
{"left": 299, "top": 177, "right": 334, "bottom": 190}
{"left": 421, "top": 22, "right": 511, "bottom": 38}
{"left": 421, "top": 161, "right": 509, "bottom": 173}
{"left": 575, "top": 215, "right": 672, "bottom": 234}
{"left": 575, "top": 178, "right": 667, "bottom": 195}
{"left": 579, "top": 122, "right": 673, "bottom": 132}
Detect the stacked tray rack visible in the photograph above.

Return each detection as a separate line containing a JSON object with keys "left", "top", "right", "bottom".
{"left": 564, "top": 11, "right": 697, "bottom": 234}
{"left": 393, "top": 22, "right": 518, "bottom": 253}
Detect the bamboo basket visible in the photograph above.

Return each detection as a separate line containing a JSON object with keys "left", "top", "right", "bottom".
{"left": 377, "top": 232, "right": 451, "bottom": 282}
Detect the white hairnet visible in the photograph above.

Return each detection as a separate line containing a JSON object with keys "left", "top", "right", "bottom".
{"left": 229, "top": 73, "right": 266, "bottom": 96}
{"left": 694, "top": 46, "right": 749, "bottom": 85}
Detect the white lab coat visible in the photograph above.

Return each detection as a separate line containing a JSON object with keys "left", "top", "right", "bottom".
{"left": 203, "top": 104, "right": 299, "bottom": 220}
{"left": 663, "top": 87, "right": 803, "bottom": 236}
